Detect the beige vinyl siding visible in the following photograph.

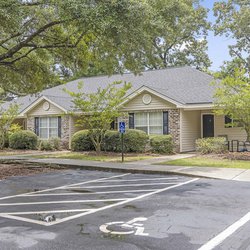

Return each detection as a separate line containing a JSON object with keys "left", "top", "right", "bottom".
{"left": 181, "top": 110, "right": 201, "bottom": 152}
{"left": 121, "top": 91, "right": 176, "bottom": 111}
{"left": 214, "top": 115, "right": 247, "bottom": 141}
{"left": 70, "top": 116, "right": 83, "bottom": 135}
{"left": 27, "top": 100, "right": 64, "bottom": 116}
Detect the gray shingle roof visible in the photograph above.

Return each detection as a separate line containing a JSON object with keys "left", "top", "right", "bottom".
{"left": 3, "top": 66, "right": 216, "bottom": 114}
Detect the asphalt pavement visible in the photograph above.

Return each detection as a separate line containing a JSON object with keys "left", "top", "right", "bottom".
{"left": 0, "top": 169, "right": 250, "bottom": 249}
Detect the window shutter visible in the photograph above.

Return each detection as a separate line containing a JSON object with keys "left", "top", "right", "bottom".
{"left": 34, "top": 117, "right": 39, "bottom": 136}
{"left": 58, "top": 116, "right": 62, "bottom": 138}
{"left": 163, "top": 111, "right": 169, "bottom": 134}
{"left": 129, "top": 113, "right": 134, "bottom": 129}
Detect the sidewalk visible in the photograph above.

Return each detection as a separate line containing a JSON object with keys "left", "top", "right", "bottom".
{"left": 1, "top": 154, "right": 250, "bottom": 182}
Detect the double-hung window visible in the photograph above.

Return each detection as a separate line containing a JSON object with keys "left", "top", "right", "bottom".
{"left": 38, "top": 117, "right": 59, "bottom": 139}
{"left": 134, "top": 112, "right": 163, "bottom": 135}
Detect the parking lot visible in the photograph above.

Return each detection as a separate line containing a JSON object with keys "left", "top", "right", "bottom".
{"left": 0, "top": 169, "right": 250, "bottom": 250}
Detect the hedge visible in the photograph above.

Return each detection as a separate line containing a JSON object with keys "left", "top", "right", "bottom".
{"left": 196, "top": 137, "right": 228, "bottom": 154}
{"left": 39, "top": 137, "right": 61, "bottom": 151}
{"left": 9, "top": 130, "right": 38, "bottom": 150}
{"left": 103, "top": 129, "right": 149, "bottom": 153}
{"left": 150, "top": 135, "right": 174, "bottom": 154}
{"left": 71, "top": 130, "right": 94, "bottom": 151}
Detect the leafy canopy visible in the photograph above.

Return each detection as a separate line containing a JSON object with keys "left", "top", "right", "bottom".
{"left": 0, "top": 0, "right": 151, "bottom": 95}
{"left": 65, "top": 81, "right": 131, "bottom": 153}
{"left": 0, "top": 0, "right": 211, "bottom": 96}
{"left": 214, "top": 0, "right": 250, "bottom": 72}
{"left": 143, "top": 0, "right": 211, "bottom": 70}
{"left": 0, "top": 103, "right": 19, "bottom": 149}
{"left": 214, "top": 69, "right": 250, "bottom": 140}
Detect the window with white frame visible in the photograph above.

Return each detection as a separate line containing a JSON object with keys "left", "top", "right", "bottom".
{"left": 134, "top": 112, "right": 163, "bottom": 134}
{"left": 39, "top": 117, "right": 59, "bottom": 139}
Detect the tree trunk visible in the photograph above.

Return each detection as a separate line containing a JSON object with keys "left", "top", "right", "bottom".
{"left": 95, "top": 143, "right": 101, "bottom": 155}
{"left": 245, "top": 126, "right": 250, "bottom": 141}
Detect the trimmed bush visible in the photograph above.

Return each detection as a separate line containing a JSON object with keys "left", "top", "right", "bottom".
{"left": 124, "top": 129, "right": 149, "bottom": 152}
{"left": 103, "top": 129, "right": 148, "bottom": 153}
{"left": 150, "top": 135, "right": 174, "bottom": 154}
{"left": 71, "top": 130, "right": 94, "bottom": 151}
{"left": 9, "top": 130, "right": 38, "bottom": 149}
{"left": 103, "top": 130, "right": 121, "bottom": 152}
{"left": 39, "top": 137, "right": 61, "bottom": 151}
{"left": 196, "top": 137, "right": 228, "bottom": 154}
{"left": 39, "top": 140, "right": 53, "bottom": 151}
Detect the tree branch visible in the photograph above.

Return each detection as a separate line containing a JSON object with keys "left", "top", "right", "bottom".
{"left": 0, "top": 20, "right": 66, "bottom": 62}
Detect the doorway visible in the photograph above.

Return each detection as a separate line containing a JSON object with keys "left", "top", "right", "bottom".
{"left": 202, "top": 114, "right": 214, "bottom": 138}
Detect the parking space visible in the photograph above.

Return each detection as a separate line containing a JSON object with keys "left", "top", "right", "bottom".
{"left": 0, "top": 173, "right": 196, "bottom": 226}
{"left": 0, "top": 169, "right": 250, "bottom": 250}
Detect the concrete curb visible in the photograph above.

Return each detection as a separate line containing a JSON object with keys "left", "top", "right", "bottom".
{"left": 0, "top": 158, "right": 216, "bottom": 180}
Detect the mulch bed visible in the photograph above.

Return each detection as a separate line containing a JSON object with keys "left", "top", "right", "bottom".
{"left": 0, "top": 164, "right": 62, "bottom": 180}
{"left": 202, "top": 152, "right": 250, "bottom": 161}
{"left": 221, "top": 152, "right": 250, "bottom": 161}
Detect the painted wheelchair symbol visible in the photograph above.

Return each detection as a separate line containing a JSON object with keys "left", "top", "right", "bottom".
{"left": 99, "top": 217, "right": 149, "bottom": 236}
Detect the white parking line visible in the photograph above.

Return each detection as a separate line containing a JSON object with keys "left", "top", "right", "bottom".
{"left": 65, "top": 182, "right": 178, "bottom": 189}
{"left": 198, "top": 212, "right": 250, "bottom": 250}
{"left": 26, "top": 178, "right": 199, "bottom": 226}
{"left": 0, "top": 175, "right": 199, "bottom": 227}
{"left": 0, "top": 198, "right": 127, "bottom": 206}
{"left": 24, "top": 189, "right": 159, "bottom": 197}
{"left": 0, "top": 209, "right": 93, "bottom": 215}
{"left": 95, "top": 177, "right": 179, "bottom": 183}
{"left": 0, "top": 173, "right": 130, "bottom": 201}
{"left": 45, "top": 178, "right": 199, "bottom": 226}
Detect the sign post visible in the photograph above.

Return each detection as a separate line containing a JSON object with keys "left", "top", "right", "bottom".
{"left": 119, "top": 122, "right": 126, "bottom": 162}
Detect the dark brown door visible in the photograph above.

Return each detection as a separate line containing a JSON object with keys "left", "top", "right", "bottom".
{"left": 203, "top": 115, "right": 214, "bottom": 138}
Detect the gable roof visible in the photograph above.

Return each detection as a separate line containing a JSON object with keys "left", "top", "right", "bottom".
{"left": 3, "top": 66, "right": 216, "bottom": 115}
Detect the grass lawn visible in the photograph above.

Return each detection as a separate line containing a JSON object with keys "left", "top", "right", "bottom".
{"left": 159, "top": 156, "right": 250, "bottom": 169}
{"left": 31, "top": 152, "right": 154, "bottom": 162}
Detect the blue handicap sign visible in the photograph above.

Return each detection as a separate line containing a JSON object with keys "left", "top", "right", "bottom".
{"left": 119, "top": 122, "right": 126, "bottom": 134}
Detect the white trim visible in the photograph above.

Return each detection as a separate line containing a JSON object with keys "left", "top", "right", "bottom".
{"left": 183, "top": 104, "right": 213, "bottom": 111}
{"left": 180, "top": 109, "right": 183, "bottom": 152}
{"left": 119, "top": 86, "right": 182, "bottom": 108}
{"left": 20, "top": 96, "right": 67, "bottom": 116}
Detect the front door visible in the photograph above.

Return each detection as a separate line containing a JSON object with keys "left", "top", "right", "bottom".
{"left": 203, "top": 114, "right": 214, "bottom": 138}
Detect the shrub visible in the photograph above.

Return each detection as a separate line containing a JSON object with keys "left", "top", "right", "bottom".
{"left": 71, "top": 130, "right": 94, "bottom": 151}
{"left": 196, "top": 137, "right": 228, "bottom": 154}
{"left": 39, "top": 137, "right": 61, "bottom": 151}
{"left": 103, "top": 129, "right": 149, "bottom": 153}
{"left": 49, "top": 137, "right": 61, "bottom": 150}
{"left": 39, "top": 140, "right": 53, "bottom": 151}
{"left": 124, "top": 129, "right": 149, "bottom": 153}
{"left": 9, "top": 130, "right": 38, "bottom": 149}
{"left": 150, "top": 135, "right": 174, "bottom": 154}
{"left": 4, "top": 123, "right": 23, "bottom": 148}
{"left": 103, "top": 130, "right": 121, "bottom": 152}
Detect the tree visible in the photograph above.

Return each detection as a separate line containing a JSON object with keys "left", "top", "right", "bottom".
{"left": 213, "top": 69, "right": 250, "bottom": 141}
{"left": 66, "top": 81, "right": 131, "bottom": 154}
{"left": 142, "top": 0, "right": 211, "bottom": 70}
{"left": 213, "top": 0, "right": 250, "bottom": 72}
{"left": 0, "top": 103, "right": 19, "bottom": 149}
{"left": 0, "top": 0, "right": 152, "bottom": 95}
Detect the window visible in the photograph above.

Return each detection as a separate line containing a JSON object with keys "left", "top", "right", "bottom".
{"left": 225, "top": 116, "right": 243, "bottom": 128}
{"left": 134, "top": 112, "right": 163, "bottom": 134}
{"left": 39, "top": 117, "right": 59, "bottom": 139}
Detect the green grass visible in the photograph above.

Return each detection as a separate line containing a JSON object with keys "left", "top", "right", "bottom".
{"left": 159, "top": 156, "right": 250, "bottom": 169}
{"left": 31, "top": 152, "right": 154, "bottom": 162}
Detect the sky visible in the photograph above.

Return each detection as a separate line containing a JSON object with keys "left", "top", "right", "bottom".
{"left": 201, "top": 0, "right": 234, "bottom": 71}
